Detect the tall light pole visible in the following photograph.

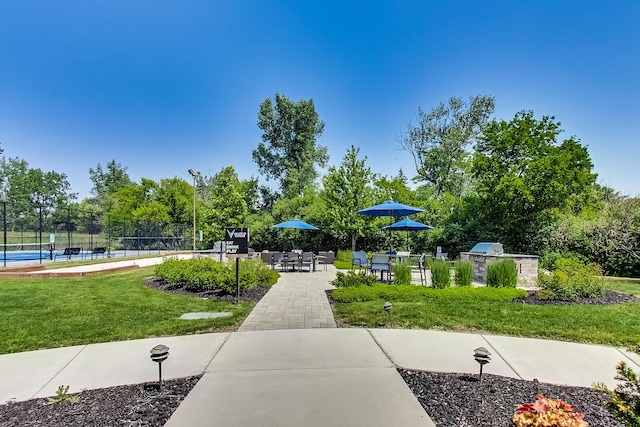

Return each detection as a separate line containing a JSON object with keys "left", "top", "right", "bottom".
{"left": 188, "top": 169, "right": 200, "bottom": 251}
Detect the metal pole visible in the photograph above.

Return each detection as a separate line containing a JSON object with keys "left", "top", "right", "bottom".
{"left": 107, "top": 214, "right": 111, "bottom": 258}
{"left": 236, "top": 257, "right": 240, "bottom": 304}
{"left": 67, "top": 208, "right": 71, "bottom": 260}
{"left": 192, "top": 176, "right": 197, "bottom": 251}
{"left": 123, "top": 218, "right": 126, "bottom": 258}
{"left": 3, "top": 201, "right": 6, "bottom": 268}
{"left": 39, "top": 205, "right": 42, "bottom": 264}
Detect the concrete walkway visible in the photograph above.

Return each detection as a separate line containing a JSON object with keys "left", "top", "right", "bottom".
{"left": 237, "top": 266, "right": 337, "bottom": 331}
{"left": 2, "top": 259, "right": 640, "bottom": 426}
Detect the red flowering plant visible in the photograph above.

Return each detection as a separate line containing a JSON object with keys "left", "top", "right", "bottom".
{"left": 513, "top": 394, "right": 588, "bottom": 427}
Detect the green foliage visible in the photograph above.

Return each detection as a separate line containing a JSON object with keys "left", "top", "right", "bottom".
{"left": 487, "top": 259, "right": 518, "bottom": 288}
{"left": 321, "top": 146, "right": 378, "bottom": 251}
{"left": 473, "top": 111, "right": 597, "bottom": 253}
{"left": 331, "top": 285, "right": 527, "bottom": 303}
{"left": 513, "top": 394, "right": 587, "bottom": 426}
{"left": 538, "top": 258, "right": 605, "bottom": 301}
{"left": 47, "top": 385, "right": 79, "bottom": 405}
{"left": 399, "top": 95, "right": 495, "bottom": 197}
{"left": 392, "top": 260, "right": 412, "bottom": 285}
{"left": 155, "top": 257, "right": 276, "bottom": 294}
{"left": 454, "top": 260, "right": 473, "bottom": 287}
{"left": 594, "top": 343, "right": 640, "bottom": 427}
{"left": 331, "top": 270, "right": 378, "bottom": 288}
{"left": 253, "top": 93, "right": 328, "bottom": 198}
{"left": 431, "top": 260, "right": 451, "bottom": 289}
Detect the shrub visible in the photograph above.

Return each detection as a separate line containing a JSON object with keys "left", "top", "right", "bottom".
{"left": 512, "top": 394, "right": 588, "bottom": 426}
{"left": 431, "top": 260, "right": 451, "bottom": 289}
{"left": 538, "top": 258, "right": 605, "bottom": 302}
{"left": 154, "top": 257, "right": 277, "bottom": 294}
{"left": 331, "top": 270, "right": 378, "bottom": 288}
{"left": 487, "top": 259, "right": 518, "bottom": 288}
{"left": 393, "top": 260, "right": 412, "bottom": 285}
{"left": 594, "top": 342, "right": 640, "bottom": 427}
{"left": 454, "top": 260, "right": 473, "bottom": 287}
{"left": 331, "top": 284, "right": 527, "bottom": 303}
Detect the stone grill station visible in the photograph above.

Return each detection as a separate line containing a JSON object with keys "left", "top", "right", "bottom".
{"left": 460, "top": 242, "right": 538, "bottom": 287}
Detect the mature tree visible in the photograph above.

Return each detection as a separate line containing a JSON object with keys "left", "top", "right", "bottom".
{"left": 400, "top": 95, "right": 495, "bottom": 197}
{"left": 473, "top": 111, "right": 597, "bottom": 252}
{"left": 88, "top": 160, "right": 132, "bottom": 210}
{"left": 155, "top": 177, "right": 193, "bottom": 225}
{"left": 252, "top": 93, "right": 328, "bottom": 198}
{"left": 321, "top": 146, "right": 378, "bottom": 251}
{"left": 1, "top": 157, "right": 76, "bottom": 230}
{"left": 201, "top": 166, "right": 248, "bottom": 247}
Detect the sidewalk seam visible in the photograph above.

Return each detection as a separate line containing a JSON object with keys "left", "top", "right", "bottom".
{"left": 30, "top": 345, "right": 88, "bottom": 399}
{"left": 480, "top": 335, "right": 524, "bottom": 380}
{"left": 366, "top": 328, "right": 398, "bottom": 367}
{"left": 203, "top": 333, "right": 233, "bottom": 371}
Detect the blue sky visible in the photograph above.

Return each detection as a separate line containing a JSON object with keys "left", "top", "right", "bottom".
{"left": 1, "top": 1, "right": 638, "bottom": 200}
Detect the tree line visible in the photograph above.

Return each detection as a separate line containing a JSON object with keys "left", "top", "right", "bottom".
{"left": 1, "top": 93, "right": 639, "bottom": 276}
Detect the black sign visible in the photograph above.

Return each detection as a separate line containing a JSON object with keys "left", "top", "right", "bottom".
{"left": 225, "top": 228, "right": 249, "bottom": 254}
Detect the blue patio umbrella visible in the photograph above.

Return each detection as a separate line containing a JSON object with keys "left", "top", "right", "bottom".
{"left": 272, "top": 218, "right": 319, "bottom": 250}
{"left": 272, "top": 218, "right": 319, "bottom": 230}
{"left": 358, "top": 200, "right": 424, "bottom": 250}
{"left": 383, "top": 218, "right": 433, "bottom": 250}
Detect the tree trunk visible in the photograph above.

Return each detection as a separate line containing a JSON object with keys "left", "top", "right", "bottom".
{"left": 351, "top": 234, "right": 357, "bottom": 252}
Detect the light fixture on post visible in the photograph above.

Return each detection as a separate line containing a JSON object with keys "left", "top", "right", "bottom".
{"left": 473, "top": 346, "right": 491, "bottom": 382}
{"left": 383, "top": 301, "right": 393, "bottom": 327}
{"left": 188, "top": 169, "right": 200, "bottom": 251}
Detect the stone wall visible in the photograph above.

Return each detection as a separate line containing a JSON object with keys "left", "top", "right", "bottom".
{"left": 460, "top": 252, "right": 538, "bottom": 287}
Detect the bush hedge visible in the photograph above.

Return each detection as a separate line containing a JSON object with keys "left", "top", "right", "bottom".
{"left": 331, "top": 284, "right": 527, "bottom": 303}
{"left": 154, "top": 257, "right": 278, "bottom": 294}
{"left": 431, "top": 260, "right": 451, "bottom": 289}
{"left": 393, "top": 260, "right": 412, "bottom": 285}
{"left": 538, "top": 257, "right": 606, "bottom": 301}
{"left": 331, "top": 270, "right": 378, "bottom": 287}
{"left": 454, "top": 260, "right": 474, "bottom": 287}
{"left": 487, "top": 259, "right": 518, "bottom": 288}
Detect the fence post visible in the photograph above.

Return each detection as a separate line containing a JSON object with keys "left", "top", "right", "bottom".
{"left": 39, "top": 205, "right": 42, "bottom": 265}
{"left": 107, "top": 214, "right": 111, "bottom": 258}
{"left": 3, "top": 201, "right": 6, "bottom": 268}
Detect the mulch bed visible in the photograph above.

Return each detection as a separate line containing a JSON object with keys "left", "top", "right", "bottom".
{"left": 142, "top": 276, "right": 270, "bottom": 302}
{"left": 0, "top": 376, "right": 201, "bottom": 427}
{"left": 400, "top": 370, "right": 623, "bottom": 426}
{"left": 513, "top": 289, "right": 637, "bottom": 305}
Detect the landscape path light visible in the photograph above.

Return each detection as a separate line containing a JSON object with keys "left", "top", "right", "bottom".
{"left": 383, "top": 301, "right": 392, "bottom": 328}
{"left": 473, "top": 346, "right": 491, "bottom": 382}
{"left": 150, "top": 344, "right": 170, "bottom": 390}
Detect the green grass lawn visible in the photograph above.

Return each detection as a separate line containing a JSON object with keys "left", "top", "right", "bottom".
{"left": 0, "top": 266, "right": 254, "bottom": 355}
{"left": 605, "top": 277, "right": 640, "bottom": 297}
{"left": 332, "top": 289, "right": 640, "bottom": 347}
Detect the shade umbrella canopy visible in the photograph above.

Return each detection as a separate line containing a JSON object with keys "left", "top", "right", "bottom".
{"left": 383, "top": 218, "right": 433, "bottom": 250}
{"left": 383, "top": 218, "right": 433, "bottom": 231}
{"left": 357, "top": 200, "right": 424, "bottom": 217}
{"left": 272, "top": 218, "right": 319, "bottom": 230}
{"left": 358, "top": 201, "right": 425, "bottom": 251}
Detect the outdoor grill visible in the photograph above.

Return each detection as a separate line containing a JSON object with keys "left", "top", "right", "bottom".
{"left": 468, "top": 242, "right": 504, "bottom": 256}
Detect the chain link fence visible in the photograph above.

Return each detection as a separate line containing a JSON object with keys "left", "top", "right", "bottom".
{"left": 1, "top": 202, "right": 192, "bottom": 266}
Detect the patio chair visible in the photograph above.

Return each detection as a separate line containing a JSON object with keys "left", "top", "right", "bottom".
{"left": 369, "top": 253, "right": 392, "bottom": 282}
{"left": 396, "top": 251, "right": 410, "bottom": 261}
{"left": 298, "top": 251, "right": 314, "bottom": 272}
{"left": 272, "top": 252, "right": 285, "bottom": 271}
{"left": 351, "top": 251, "right": 368, "bottom": 272}
{"left": 411, "top": 253, "right": 427, "bottom": 286}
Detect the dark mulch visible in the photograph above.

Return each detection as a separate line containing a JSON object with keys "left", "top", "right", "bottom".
{"left": 0, "top": 376, "right": 201, "bottom": 427}
{"left": 400, "top": 370, "right": 622, "bottom": 427}
{"left": 513, "top": 290, "right": 638, "bottom": 306}
{"left": 142, "top": 276, "right": 270, "bottom": 302}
